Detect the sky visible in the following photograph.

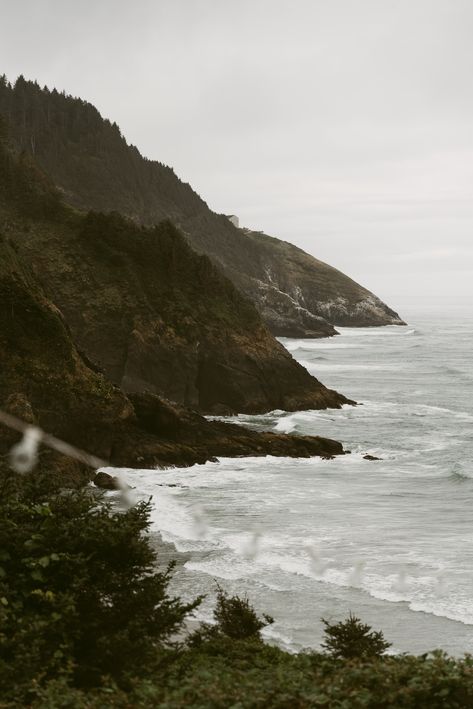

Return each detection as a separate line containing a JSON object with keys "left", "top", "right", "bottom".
{"left": 1, "top": 0, "right": 473, "bottom": 307}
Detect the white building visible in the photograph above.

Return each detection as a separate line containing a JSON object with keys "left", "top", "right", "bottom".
{"left": 226, "top": 214, "right": 239, "bottom": 228}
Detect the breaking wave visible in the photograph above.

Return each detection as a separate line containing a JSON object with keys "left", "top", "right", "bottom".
{"left": 110, "top": 314, "right": 473, "bottom": 654}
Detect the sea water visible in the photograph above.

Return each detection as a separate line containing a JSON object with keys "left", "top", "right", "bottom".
{"left": 108, "top": 300, "right": 473, "bottom": 655}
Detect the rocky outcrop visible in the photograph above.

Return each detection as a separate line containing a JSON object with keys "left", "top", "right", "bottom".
{"left": 254, "top": 280, "right": 338, "bottom": 338}
{"left": 93, "top": 471, "right": 123, "bottom": 490}
{"left": 224, "top": 230, "right": 405, "bottom": 330}
{"left": 0, "top": 77, "right": 405, "bottom": 337}
{"left": 0, "top": 238, "right": 345, "bottom": 486}
{"left": 2, "top": 204, "right": 349, "bottom": 414}
{"left": 111, "top": 393, "right": 344, "bottom": 469}
{"left": 0, "top": 237, "right": 133, "bottom": 466}
{"left": 0, "top": 120, "right": 352, "bottom": 414}
{"left": 0, "top": 124, "right": 351, "bottom": 415}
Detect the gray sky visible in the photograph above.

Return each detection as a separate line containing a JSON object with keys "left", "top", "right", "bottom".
{"left": 2, "top": 0, "right": 473, "bottom": 305}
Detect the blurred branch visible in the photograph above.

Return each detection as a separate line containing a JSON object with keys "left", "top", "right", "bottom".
{"left": 0, "top": 408, "right": 108, "bottom": 470}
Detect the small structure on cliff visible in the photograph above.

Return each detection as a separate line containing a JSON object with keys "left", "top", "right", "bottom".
{"left": 226, "top": 214, "right": 239, "bottom": 228}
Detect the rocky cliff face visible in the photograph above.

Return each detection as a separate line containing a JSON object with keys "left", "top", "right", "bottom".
{"left": 0, "top": 77, "right": 405, "bottom": 337}
{"left": 0, "top": 236, "right": 345, "bottom": 484}
{"left": 0, "top": 236, "right": 133, "bottom": 478}
{"left": 0, "top": 131, "right": 349, "bottom": 416}
{"left": 229, "top": 229, "right": 405, "bottom": 329}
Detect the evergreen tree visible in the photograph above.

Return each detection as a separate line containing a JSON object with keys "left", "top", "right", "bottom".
{"left": 0, "top": 468, "right": 200, "bottom": 699}
{"left": 321, "top": 612, "right": 391, "bottom": 659}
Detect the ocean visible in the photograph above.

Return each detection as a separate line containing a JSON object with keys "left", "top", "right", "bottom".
{"left": 110, "top": 300, "right": 473, "bottom": 655}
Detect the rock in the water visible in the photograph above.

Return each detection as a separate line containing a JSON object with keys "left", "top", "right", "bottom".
{"left": 93, "top": 472, "right": 121, "bottom": 490}
{"left": 112, "top": 392, "right": 346, "bottom": 469}
{"left": 363, "top": 454, "right": 382, "bottom": 461}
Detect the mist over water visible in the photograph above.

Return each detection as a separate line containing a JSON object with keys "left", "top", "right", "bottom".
{"left": 113, "top": 301, "right": 473, "bottom": 655}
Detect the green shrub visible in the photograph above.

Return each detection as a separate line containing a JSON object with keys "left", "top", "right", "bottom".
{"left": 213, "top": 586, "right": 274, "bottom": 640}
{"left": 0, "top": 469, "right": 199, "bottom": 702}
{"left": 321, "top": 612, "right": 391, "bottom": 659}
{"left": 189, "top": 586, "right": 274, "bottom": 646}
{"left": 3, "top": 467, "right": 473, "bottom": 708}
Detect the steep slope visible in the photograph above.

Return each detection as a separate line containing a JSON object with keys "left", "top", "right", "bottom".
{"left": 0, "top": 234, "right": 132, "bottom": 479}
{"left": 0, "top": 76, "right": 404, "bottom": 337}
{"left": 0, "top": 125, "right": 349, "bottom": 415}
{"left": 0, "top": 130, "right": 346, "bottom": 474}
{"left": 231, "top": 230, "right": 404, "bottom": 328}
{"left": 0, "top": 237, "right": 345, "bottom": 485}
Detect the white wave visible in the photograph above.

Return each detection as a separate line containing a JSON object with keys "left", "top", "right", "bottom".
{"left": 264, "top": 553, "right": 473, "bottom": 627}
{"left": 274, "top": 415, "right": 298, "bottom": 433}
{"left": 407, "top": 599, "right": 473, "bottom": 626}
{"left": 306, "top": 398, "right": 473, "bottom": 423}
{"left": 185, "top": 540, "right": 473, "bottom": 626}
{"left": 300, "top": 361, "right": 401, "bottom": 372}
{"left": 185, "top": 555, "right": 258, "bottom": 580}
{"left": 207, "top": 409, "right": 287, "bottom": 425}
{"left": 262, "top": 625, "right": 299, "bottom": 653}
{"left": 411, "top": 404, "right": 473, "bottom": 422}
{"left": 283, "top": 340, "right": 365, "bottom": 351}
{"left": 335, "top": 327, "right": 416, "bottom": 338}
{"left": 363, "top": 577, "right": 473, "bottom": 626}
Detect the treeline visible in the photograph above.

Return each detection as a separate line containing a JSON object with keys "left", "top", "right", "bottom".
{"left": 0, "top": 75, "right": 205, "bottom": 222}
{"left": 0, "top": 114, "right": 62, "bottom": 219}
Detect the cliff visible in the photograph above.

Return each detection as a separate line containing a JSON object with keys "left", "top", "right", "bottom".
{"left": 0, "top": 122, "right": 349, "bottom": 416}
{"left": 0, "top": 237, "right": 344, "bottom": 483}
{"left": 0, "top": 76, "right": 404, "bottom": 337}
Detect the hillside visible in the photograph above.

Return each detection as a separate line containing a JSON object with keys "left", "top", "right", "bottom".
{"left": 0, "top": 135, "right": 347, "bottom": 481}
{"left": 0, "top": 235, "right": 344, "bottom": 480}
{"left": 0, "top": 121, "right": 349, "bottom": 416}
{"left": 0, "top": 76, "right": 404, "bottom": 337}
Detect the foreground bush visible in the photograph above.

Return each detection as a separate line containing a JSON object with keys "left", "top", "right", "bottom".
{"left": 0, "top": 469, "right": 199, "bottom": 701}
{"left": 2, "top": 467, "right": 473, "bottom": 708}
{"left": 321, "top": 612, "right": 391, "bottom": 659}
{"left": 189, "top": 585, "right": 274, "bottom": 646}
{"left": 29, "top": 644, "right": 473, "bottom": 708}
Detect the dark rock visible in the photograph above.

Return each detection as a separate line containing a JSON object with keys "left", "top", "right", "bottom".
{"left": 0, "top": 132, "right": 348, "bottom": 489}
{"left": 111, "top": 392, "right": 346, "bottom": 469}
{"left": 2, "top": 192, "right": 351, "bottom": 416}
{"left": 363, "top": 454, "right": 382, "bottom": 461}
{"left": 0, "top": 239, "right": 346, "bottom": 487}
{"left": 0, "top": 234, "right": 132, "bottom": 487}
{"left": 93, "top": 472, "right": 121, "bottom": 490}
{"left": 5, "top": 393, "right": 37, "bottom": 425}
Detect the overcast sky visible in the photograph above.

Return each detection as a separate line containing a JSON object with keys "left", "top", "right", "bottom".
{"left": 1, "top": 0, "right": 472, "bottom": 307}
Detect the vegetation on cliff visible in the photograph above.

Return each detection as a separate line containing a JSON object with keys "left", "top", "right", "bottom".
{"left": 0, "top": 75, "right": 404, "bottom": 336}
{"left": 0, "top": 121, "right": 347, "bottom": 482}
{"left": 0, "top": 114, "right": 348, "bottom": 416}
{"left": 0, "top": 230, "right": 133, "bottom": 482}
{"left": 0, "top": 223, "right": 345, "bottom": 477}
